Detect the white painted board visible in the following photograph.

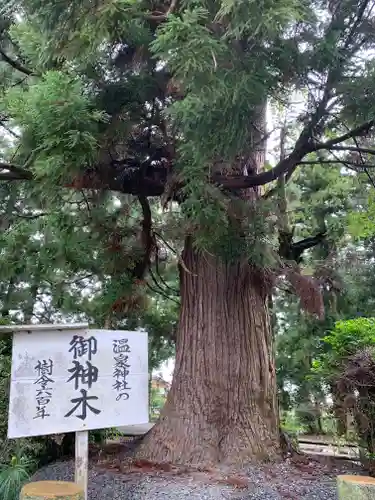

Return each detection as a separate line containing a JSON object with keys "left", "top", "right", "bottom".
{"left": 8, "top": 327, "right": 148, "bottom": 438}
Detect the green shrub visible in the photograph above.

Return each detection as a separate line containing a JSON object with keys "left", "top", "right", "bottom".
{"left": 0, "top": 450, "right": 34, "bottom": 500}
{"left": 280, "top": 410, "right": 307, "bottom": 436}
{"left": 313, "top": 317, "right": 375, "bottom": 378}
{"left": 313, "top": 318, "right": 375, "bottom": 473}
{"left": 150, "top": 387, "right": 166, "bottom": 422}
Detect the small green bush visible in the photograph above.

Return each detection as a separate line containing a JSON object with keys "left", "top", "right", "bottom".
{"left": 150, "top": 387, "right": 166, "bottom": 422}
{"left": 280, "top": 410, "right": 307, "bottom": 436}
{"left": 0, "top": 450, "right": 35, "bottom": 500}
{"left": 313, "top": 318, "right": 375, "bottom": 473}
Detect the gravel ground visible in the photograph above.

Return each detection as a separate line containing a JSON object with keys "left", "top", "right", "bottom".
{"left": 29, "top": 457, "right": 359, "bottom": 499}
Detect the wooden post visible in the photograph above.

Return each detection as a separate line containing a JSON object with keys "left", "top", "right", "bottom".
{"left": 337, "top": 475, "right": 375, "bottom": 499}
{"left": 75, "top": 431, "right": 88, "bottom": 500}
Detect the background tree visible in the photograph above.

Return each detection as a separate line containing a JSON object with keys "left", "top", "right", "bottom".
{"left": 275, "top": 152, "right": 375, "bottom": 437}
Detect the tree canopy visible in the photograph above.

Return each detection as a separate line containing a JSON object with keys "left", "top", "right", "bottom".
{"left": 1, "top": 0, "right": 375, "bottom": 296}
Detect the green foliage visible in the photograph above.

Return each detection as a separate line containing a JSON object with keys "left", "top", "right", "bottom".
{"left": 324, "top": 318, "right": 375, "bottom": 355}
{"left": 5, "top": 71, "right": 107, "bottom": 182}
{"left": 0, "top": 340, "right": 11, "bottom": 443}
{"left": 1, "top": 0, "right": 373, "bottom": 264}
{"left": 274, "top": 155, "right": 375, "bottom": 432}
{"left": 143, "top": 307, "right": 176, "bottom": 372}
{"left": 347, "top": 190, "right": 375, "bottom": 239}
{"left": 313, "top": 318, "right": 375, "bottom": 378}
{"left": 9, "top": 21, "right": 56, "bottom": 71}
{"left": 280, "top": 410, "right": 307, "bottom": 436}
{"left": 150, "top": 386, "right": 166, "bottom": 421}
{"left": 215, "top": 0, "right": 307, "bottom": 39}
{"left": 89, "top": 429, "right": 108, "bottom": 445}
{"left": 311, "top": 318, "right": 375, "bottom": 466}
{"left": 0, "top": 453, "right": 33, "bottom": 500}
{"left": 150, "top": 6, "right": 284, "bottom": 248}
{"left": 339, "top": 63, "right": 375, "bottom": 124}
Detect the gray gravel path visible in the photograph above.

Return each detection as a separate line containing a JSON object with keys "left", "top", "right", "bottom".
{"left": 30, "top": 458, "right": 356, "bottom": 499}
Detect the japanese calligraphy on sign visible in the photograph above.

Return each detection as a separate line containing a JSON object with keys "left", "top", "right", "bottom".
{"left": 7, "top": 325, "right": 148, "bottom": 439}
{"left": 112, "top": 339, "right": 131, "bottom": 401}
{"left": 34, "top": 359, "right": 54, "bottom": 420}
{"left": 65, "top": 335, "right": 101, "bottom": 420}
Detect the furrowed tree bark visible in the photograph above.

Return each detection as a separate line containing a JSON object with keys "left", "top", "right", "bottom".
{"left": 137, "top": 236, "right": 280, "bottom": 465}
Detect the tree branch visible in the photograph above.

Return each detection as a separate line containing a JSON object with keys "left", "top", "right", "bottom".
{"left": 13, "top": 212, "right": 48, "bottom": 219}
{"left": 0, "top": 162, "right": 33, "bottom": 180}
{"left": 1, "top": 1, "right": 372, "bottom": 200}
{"left": 148, "top": 267, "right": 179, "bottom": 302}
{"left": 342, "top": 0, "right": 371, "bottom": 51}
{"left": 154, "top": 250, "right": 179, "bottom": 295}
{"left": 218, "top": 119, "right": 375, "bottom": 190}
{"left": 145, "top": 280, "right": 180, "bottom": 304}
{"left": 154, "top": 230, "right": 178, "bottom": 254}
{"left": 278, "top": 229, "right": 327, "bottom": 264}
{"left": 1, "top": 113, "right": 374, "bottom": 196}
{"left": 299, "top": 160, "right": 375, "bottom": 169}
{"left": 0, "top": 121, "right": 20, "bottom": 138}
{"left": 315, "top": 121, "right": 375, "bottom": 150}
{"left": 0, "top": 49, "right": 34, "bottom": 76}
{"left": 327, "top": 146, "right": 375, "bottom": 155}
{"left": 132, "top": 195, "right": 154, "bottom": 280}
{"left": 215, "top": 144, "right": 313, "bottom": 189}
{"left": 217, "top": 43, "right": 343, "bottom": 191}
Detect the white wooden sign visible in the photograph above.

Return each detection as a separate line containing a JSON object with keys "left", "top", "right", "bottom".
{"left": 7, "top": 325, "right": 149, "bottom": 439}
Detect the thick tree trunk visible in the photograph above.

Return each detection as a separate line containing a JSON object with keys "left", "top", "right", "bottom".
{"left": 137, "top": 237, "right": 280, "bottom": 465}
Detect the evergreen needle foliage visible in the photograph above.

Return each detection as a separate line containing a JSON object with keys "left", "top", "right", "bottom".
{"left": 0, "top": 453, "right": 34, "bottom": 500}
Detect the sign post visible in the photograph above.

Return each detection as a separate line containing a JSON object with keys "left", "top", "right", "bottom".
{"left": 2, "top": 323, "right": 149, "bottom": 500}
{"left": 75, "top": 430, "right": 89, "bottom": 500}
